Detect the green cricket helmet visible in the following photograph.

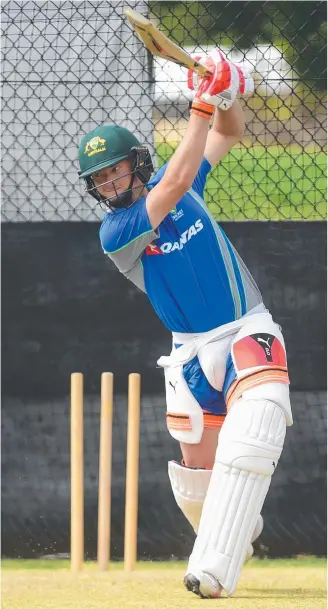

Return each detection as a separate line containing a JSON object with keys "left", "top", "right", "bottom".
{"left": 78, "top": 124, "right": 153, "bottom": 209}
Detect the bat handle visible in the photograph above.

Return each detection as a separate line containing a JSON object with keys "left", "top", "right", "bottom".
{"left": 191, "top": 58, "right": 212, "bottom": 77}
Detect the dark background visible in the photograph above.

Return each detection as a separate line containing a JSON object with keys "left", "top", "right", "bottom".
{"left": 2, "top": 221, "right": 326, "bottom": 559}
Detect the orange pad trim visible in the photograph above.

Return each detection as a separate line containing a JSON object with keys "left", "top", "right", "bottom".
{"left": 166, "top": 413, "right": 192, "bottom": 432}
{"left": 167, "top": 412, "right": 226, "bottom": 433}
{"left": 203, "top": 413, "right": 226, "bottom": 429}
{"left": 226, "top": 367, "right": 289, "bottom": 409}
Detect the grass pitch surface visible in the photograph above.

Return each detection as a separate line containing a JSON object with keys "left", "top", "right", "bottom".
{"left": 2, "top": 557, "right": 326, "bottom": 609}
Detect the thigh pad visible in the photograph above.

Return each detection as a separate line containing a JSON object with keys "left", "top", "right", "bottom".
{"left": 225, "top": 319, "right": 291, "bottom": 424}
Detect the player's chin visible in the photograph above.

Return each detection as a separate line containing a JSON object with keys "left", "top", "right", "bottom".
{"left": 101, "top": 191, "right": 118, "bottom": 199}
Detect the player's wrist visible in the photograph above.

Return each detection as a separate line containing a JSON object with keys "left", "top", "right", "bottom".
{"left": 190, "top": 98, "right": 214, "bottom": 120}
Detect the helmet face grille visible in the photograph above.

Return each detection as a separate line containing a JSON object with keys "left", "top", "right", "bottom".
{"left": 83, "top": 146, "right": 153, "bottom": 210}
{"left": 130, "top": 146, "right": 154, "bottom": 184}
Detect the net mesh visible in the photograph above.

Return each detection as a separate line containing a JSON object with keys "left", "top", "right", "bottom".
{"left": 1, "top": 0, "right": 326, "bottom": 560}
{"left": 1, "top": 0, "right": 326, "bottom": 221}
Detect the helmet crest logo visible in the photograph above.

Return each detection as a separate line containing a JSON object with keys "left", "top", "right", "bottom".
{"left": 84, "top": 136, "right": 106, "bottom": 157}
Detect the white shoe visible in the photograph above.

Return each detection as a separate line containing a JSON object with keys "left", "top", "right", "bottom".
{"left": 185, "top": 517, "right": 264, "bottom": 595}
{"left": 184, "top": 572, "right": 223, "bottom": 599}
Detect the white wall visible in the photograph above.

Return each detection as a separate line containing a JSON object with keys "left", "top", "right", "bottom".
{"left": 1, "top": 0, "right": 155, "bottom": 222}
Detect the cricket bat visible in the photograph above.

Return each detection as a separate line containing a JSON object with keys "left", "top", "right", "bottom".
{"left": 124, "top": 8, "right": 211, "bottom": 76}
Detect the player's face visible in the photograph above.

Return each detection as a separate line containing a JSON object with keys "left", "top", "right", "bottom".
{"left": 92, "top": 159, "right": 132, "bottom": 198}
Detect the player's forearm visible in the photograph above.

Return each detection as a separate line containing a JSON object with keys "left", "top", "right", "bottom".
{"left": 163, "top": 113, "right": 210, "bottom": 189}
{"left": 211, "top": 100, "right": 245, "bottom": 139}
{"left": 145, "top": 114, "right": 209, "bottom": 228}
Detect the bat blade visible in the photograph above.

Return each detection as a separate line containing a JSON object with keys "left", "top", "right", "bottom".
{"left": 124, "top": 8, "right": 211, "bottom": 76}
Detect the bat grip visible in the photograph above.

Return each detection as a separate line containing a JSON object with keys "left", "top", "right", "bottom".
{"left": 192, "top": 58, "right": 212, "bottom": 77}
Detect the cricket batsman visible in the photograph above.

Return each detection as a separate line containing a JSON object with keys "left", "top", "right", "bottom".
{"left": 78, "top": 49, "right": 292, "bottom": 598}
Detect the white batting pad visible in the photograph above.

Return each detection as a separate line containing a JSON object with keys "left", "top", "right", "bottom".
{"left": 168, "top": 461, "right": 212, "bottom": 533}
{"left": 164, "top": 364, "right": 204, "bottom": 444}
{"left": 168, "top": 460, "right": 264, "bottom": 543}
{"left": 251, "top": 513, "right": 264, "bottom": 543}
{"left": 186, "top": 396, "right": 287, "bottom": 596}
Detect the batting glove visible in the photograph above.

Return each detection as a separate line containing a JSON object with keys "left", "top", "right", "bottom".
{"left": 188, "top": 49, "right": 254, "bottom": 118}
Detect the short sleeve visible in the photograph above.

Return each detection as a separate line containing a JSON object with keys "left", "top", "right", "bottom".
{"left": 100, "top": 199, "right": 158, "bottom": 273}
{"left": 146, "top": 163, "right": 168, "bottom": 189}
{"left": 191, "top": 157, "right": 212, "bottom": 197}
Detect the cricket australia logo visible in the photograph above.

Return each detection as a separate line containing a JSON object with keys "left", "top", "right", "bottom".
{"left": 170, "top": 207, "right": 184, "bottom": 221}
{"left": 84, "top": 136, "right": 106, "bottom": 157}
